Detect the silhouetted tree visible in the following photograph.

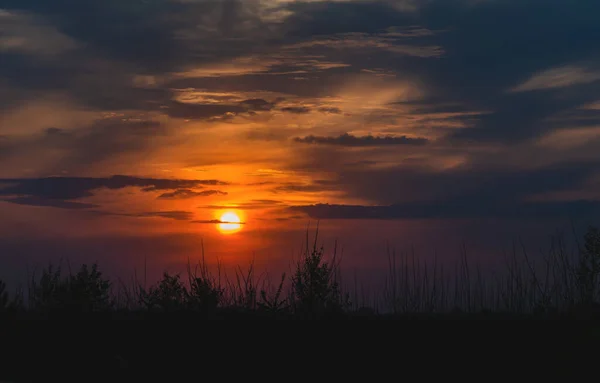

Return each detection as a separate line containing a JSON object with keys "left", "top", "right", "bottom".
{"left": 292, "top": 245, "right": 350, "bottom": 317}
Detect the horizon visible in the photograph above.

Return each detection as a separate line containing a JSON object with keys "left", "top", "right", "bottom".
{"left": 1, "top": 0, "right": 600, "bottom": 288}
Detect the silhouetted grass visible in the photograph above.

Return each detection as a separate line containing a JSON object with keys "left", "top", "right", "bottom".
{"left": 2, "top": 229, "right": 599, "bottom": 381}
{"left": 1, "top": 226, "right": 600, "bottom": 320}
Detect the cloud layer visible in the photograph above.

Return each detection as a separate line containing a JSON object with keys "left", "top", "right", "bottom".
{"left": 1, "top": 0, "right": 600, "bottom": 277}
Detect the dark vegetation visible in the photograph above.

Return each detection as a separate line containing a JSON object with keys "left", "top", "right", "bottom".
{"left": 2, "top": 226, "right": 600, "bottom": 320}
{"left": 1, "top": 227, "right": 599, "bottom": 381}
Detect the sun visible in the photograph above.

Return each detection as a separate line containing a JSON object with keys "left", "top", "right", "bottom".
{"left": 217, "top": 211, "right": 242, "bottom": 234}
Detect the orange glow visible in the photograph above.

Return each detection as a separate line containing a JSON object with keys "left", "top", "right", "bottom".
{"left": 217, "top": 211, "right": 242, "bottom": 234}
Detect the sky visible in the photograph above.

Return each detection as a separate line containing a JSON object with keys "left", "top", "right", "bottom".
{"left": 1, "top": 0, "right": 600, "bottom": 287}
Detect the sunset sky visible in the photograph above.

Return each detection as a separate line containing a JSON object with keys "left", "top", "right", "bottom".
{"left": 1, "top": 0, "right": 600, "bottom": 285}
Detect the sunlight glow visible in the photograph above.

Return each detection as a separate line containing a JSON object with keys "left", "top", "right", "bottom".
{"left": 217, "top": 211, "right": 242, "bottom": 234}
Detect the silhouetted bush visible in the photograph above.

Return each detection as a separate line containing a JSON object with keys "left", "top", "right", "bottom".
{"left": 29, "top": 263, "right": 112, "bottom": 312}
{"left": 0, "top": 280, "right": 9, "bottom": 312}
{"left": 1, "top": 226, "right": 599, "bottom": 318}
{"left": 576, "top": 226, "right": 600, "bottom": 306}
{"left": 258, "top": 272, "right": 288, "bottom": 315}
{"left": 138, "top": 267, "right": 223, "bottom": 313}
{"left": 292, "top": 244, "right": 350, "bottom": 317}
{"left": 139, "top": 272, "right": 188, "bottom": 311}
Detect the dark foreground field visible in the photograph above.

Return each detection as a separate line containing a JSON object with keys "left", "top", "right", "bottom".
{"left": 1, "top": 227, "right": 600, "bottom": 381}
{"left": 0, "top": 312, "right": 598, "bottom": 382}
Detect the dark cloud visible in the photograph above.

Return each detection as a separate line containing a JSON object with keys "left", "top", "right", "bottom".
{"left": 273, "top": 181, "right": 338, "bottom": 194}
{"left": 200, "top": 199, "right": 285, "bottom": 210}
{"left": 158, "top": 189, "right": 227, "bottom": 200}
{"left": 0, "top": 120, "right": 170, "bottom": 170}
{"left": 1, "top": 0, "right": 202, "bottom": 71}
{"left": 3, "top": 0, "right": 599, "bottom": 146}
{"left": 1, "top": 1, "right": 599, "bottom": 224}
{"left": 239, "top": 98, "right": 278, "bottom": 111}
{"left": 273, "top": 215, "right": 305, "bottom": 222}
{"left": 165, "top": 100, "right": 246, "bottom": 120}
{"left": 341, "top": 161, "right": 599, "bottom": 206}
{"left": 131, "top": 211, "right": 194, "bottom": 221}
{"left": 1, "top": 197, "right": 99, "bottom": 210}
{"left": 274, "top": 0, "right": 600, "bottom": 145}
{"left": 192, "top": 219, "right": 246, "bottom": 225}
{"left": 165, "top": 98, "right": 282, "bottom": 120}
{"left": 89, "top": 210, "right": 195, "bottom": 221}
{"left": 293, "top": 133, "right": 429, "bottom": 147}
{"left": 280, "top": 106, "right": 312, "bottom": 114}
{"left": 318, "top": 107, "right": 342, "bottom": 114}
{"left": 290, "top": 200, "right": 600, "bottom": 221}
{"left": 281, "top": 1, "right": 414, "bottom": 38}
{"left": 0, "top": 0, "right": 278, "bottom": 113}
{"left": 0, "top": 175, "right": 226, "bottom": 201}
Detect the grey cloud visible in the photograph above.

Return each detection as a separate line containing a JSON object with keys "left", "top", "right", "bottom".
{"left": 1, "top": 196, "right": 99, "bottom": 210}
{"left": 239, "top": 98, "right": 278, "bottom": 111}
{"left": 280, "top": 106, "right": 311, "bottom": 114}
{"left": 1, "top": 119, "right": 169, "bottom": 170}
{"left": 192, "top": 219, "right": 246, "bottom": 224}
{"left": 318, "top": 107, "right": 342, "bottom": 114}
{"left": 289, "top": 200, "right": 600, "bottom": 221}
{"left": 165, "top": 97, "right": 280, "bottom": 120}
{"left": 200, "top": 199, "right": 285, "bottom": 210}
{"left": 158, "top": 189, "right": 227, "bottom": 200}
{"left": 293, "top": 133, "right": 429, "bottom": 147}
{"left": 0, "top": 0, "right": 281, "bottom": 113}
{"left": 273, "top": 181, "right": 338, "bottom": 194}
{"left": 132, "top": 211, "right": 194, "bottom": 221}
{"left": 0, "top": 175, "right": 226, "bottom": 201}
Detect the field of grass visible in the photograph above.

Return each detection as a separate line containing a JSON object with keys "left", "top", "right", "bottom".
{"left": 1, "top": 226, "right": 600, "bottom": 320}
{"left": 1, "top": 227, "right": 599, "bottom": 380}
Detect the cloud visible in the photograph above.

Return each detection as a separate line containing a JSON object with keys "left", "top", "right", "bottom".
{"left": 318, "top": 107, "right": 342, "bottom": 114}
{"left": 130, "top": 211, "right": 195, "bottom": 221}
{"left": 0, "top": 175, "right": 226, "bottom": 201}
{"left": 157, "top": 189, "right": 227, "bottom": 200}
{"left": 0, "top": 118, "right": 173, "bottom": 172}
{"left": 1, "top": 196, "right": 99, "bottom": 210}
{"left": 509, "top": 65, "right": 600, "bottom": 93}
{"left": 293, "top": 133, "right": 429, "bottom": 146}
{"left": 280, "top": 106, "right": 311, "bottom": 114}
{"left": 164, "top": 97, "right": 280, "bottom": 120}
{"left": 192, "top": 219, "right": 246, "bottom": 225}
{"left": 200, "top": 199, "right": 286, "bottom": 210}
{"left": 0, "top": 9, "right": 79, "bottom": 56}
{"left": 283, "top": 29, "right": 444, "bottom": 58}
{"left": 239, "top": 98, "right": 277, "bottom": 111}
{"left": 290, "top": 200, "right": 600, "bottom": 220}
{"left": 1, "top": 0, "right": 600, "bottom": 229}
{"left": 93, "top": 210, "right": 196, "bottom": 221}
{"left": 273, "top": 180, "right": 339, "bottom": 194}
{"left": 165, "top": 100, "right": 246, "bottom": 120}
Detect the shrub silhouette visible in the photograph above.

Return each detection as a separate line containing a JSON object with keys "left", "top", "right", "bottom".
{"left": 1, "top": 226, "right": 600, "bottom": 318}
{"left": 139, "top": 273, "right": 188, "bottom": 311}
{"left": 0, "top": 280, "right": 9, "bottom": 312}
{"left": 292, "top": 244, "right": 350, "bottom": 317}
{"left": 139, "top": 270, "right": 223, "bottom": 312}
{"left": 29, "top": 263, "right": 112, "bottom": 312}
{"left": 576, "top": 226, "right": 600, "bottom": 306}
{"left": 188, "top": 273, "right": 223, "bottom": 312}
{"left": 258, "top": 273, "right": 289, "bottom": 315}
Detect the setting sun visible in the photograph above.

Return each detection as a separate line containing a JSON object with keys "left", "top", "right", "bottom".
{"left": 217, "top": 211, "right": 242, "bottom": 234}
